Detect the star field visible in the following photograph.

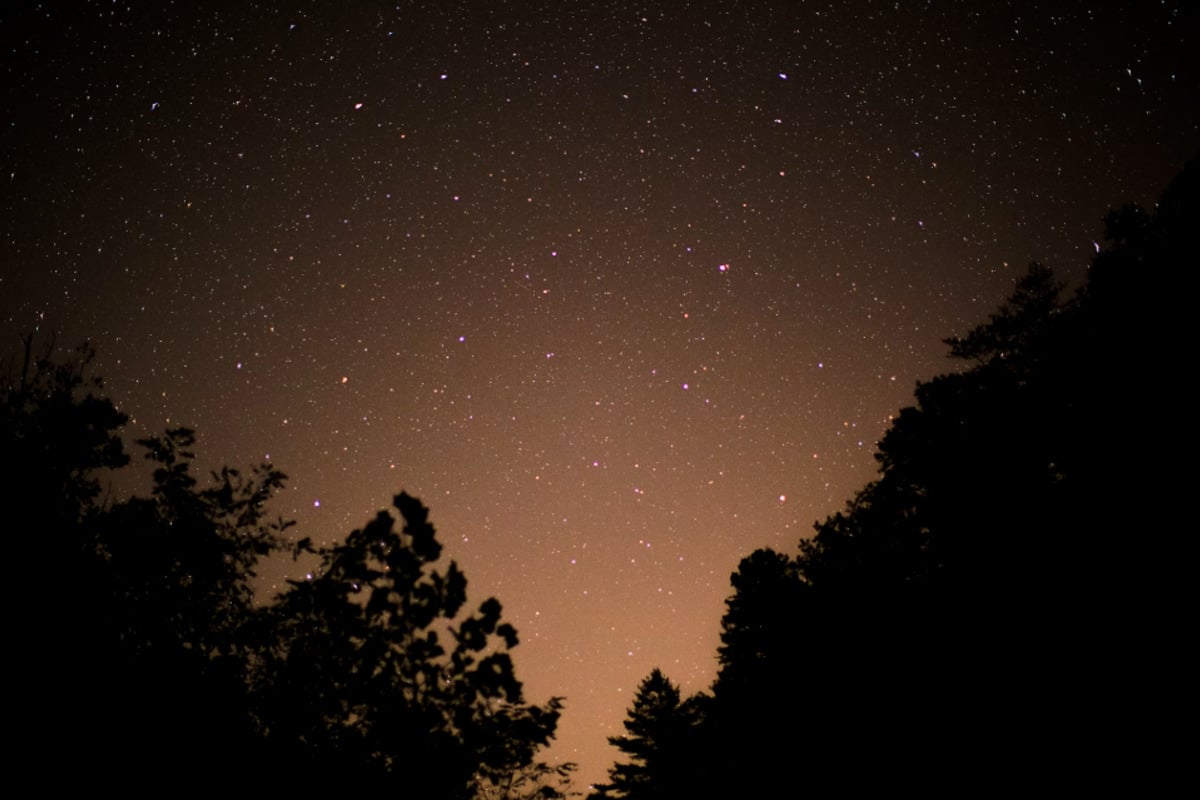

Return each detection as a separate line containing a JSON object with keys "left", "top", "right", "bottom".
{"left": 3, "top": 1, "right": 1197, "bottom": 787}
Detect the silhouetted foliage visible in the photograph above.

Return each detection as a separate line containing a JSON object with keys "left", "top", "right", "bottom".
{"left": 0, "top": 342, "right": 295, "bottom": 777}
{"left": 0, "top": 338, "right": 159, "bottom": 772}
{"left": 604, "top": 156, "right": 1198, "bottom": 794}
{"left": 591, "top": 669, "right": 704, "bottom": 800}
{"left": 480, "top": 760, "right": 581, "bottom": 800}
{"left": 1, "top": 336, "right": 128, "bottom": 529}
{"left": 251, "top": 492, "right": 563, "bottom": 796}
{"left": 715, "top": 548, "right": 806, "bottom": 696}
{"left": 3, "top": 336, "right": 566, "bottom": 793}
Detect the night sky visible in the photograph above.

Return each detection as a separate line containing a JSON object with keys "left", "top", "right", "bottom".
{"left": 4, "top": 1, "right": 1197, "bottom": 787}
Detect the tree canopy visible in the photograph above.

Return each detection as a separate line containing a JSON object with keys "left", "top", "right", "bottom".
{"left": 596, "top": 156, "right": 1196, "bottom": 795}
{"left": 251, "top": 493, "right": 562, "bottom": 796}
{"left": 4, "top": 336, "right": 567, "bottom": 795}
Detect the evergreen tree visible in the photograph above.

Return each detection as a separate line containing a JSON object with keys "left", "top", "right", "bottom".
{"left": 593, "top": 669, "right": 701, "bottom": 800}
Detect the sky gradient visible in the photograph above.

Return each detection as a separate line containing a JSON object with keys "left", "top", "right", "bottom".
{"left": 4, "top": 1, "right": 1197, "bottom": 787}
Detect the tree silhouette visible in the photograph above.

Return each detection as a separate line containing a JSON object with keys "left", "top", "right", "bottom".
{"left": 250, "top": 492, "right": 563, "bottom": 796}
{"left": 591, "top": 669, "right": 703, "bottom": 800}
{"left": 3, "top": 336, "right": 566, "bottom": 792}
{"left": 479, "top": 760, "right": 580, "bottom": 800}
{"left": 4, "top": 337, "right": 139, "bottom": 776}
{"left": 714, "top": 548, "right": 805, "bottom": 696}
{"left": 1, "top": 336, "right": 128, "bottom": 530}
{"left": 71, "top": 426, "right": 294, "bottom": 776}
{"left": 688, "top": 155, "right": 1197, "bottom": 793}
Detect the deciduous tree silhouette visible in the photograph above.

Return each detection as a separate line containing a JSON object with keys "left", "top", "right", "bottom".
{"left": 1, "top": 336, "right": 128, "bottom": 531}
{"left": 479, "top": 760, "right": 580, "bottom": 800}
{"left": 3, "top": 336, "right": 567, "bottom": 793}
{"left": 250, "top": 492, "right": 563, "bottom": 797}
{"left": 77, "top": 426, "right": 293, "bottom": 775}
{"left": 0, "top": 337, "right": 161, "bottom": 773}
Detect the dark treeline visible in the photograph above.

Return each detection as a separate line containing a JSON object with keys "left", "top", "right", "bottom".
{"left": 592, "top": 160, "right": 1195, "bottom": 798}
{"left": 7, "top": 158, "right": 1192, "bottom": 795}
{"left": 4, "top": 346, "right": 572, "bottom": 795}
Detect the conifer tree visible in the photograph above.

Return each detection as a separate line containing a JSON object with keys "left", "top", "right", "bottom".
{"left": 593, "top": 669, "right": 699, "bottom": 800}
